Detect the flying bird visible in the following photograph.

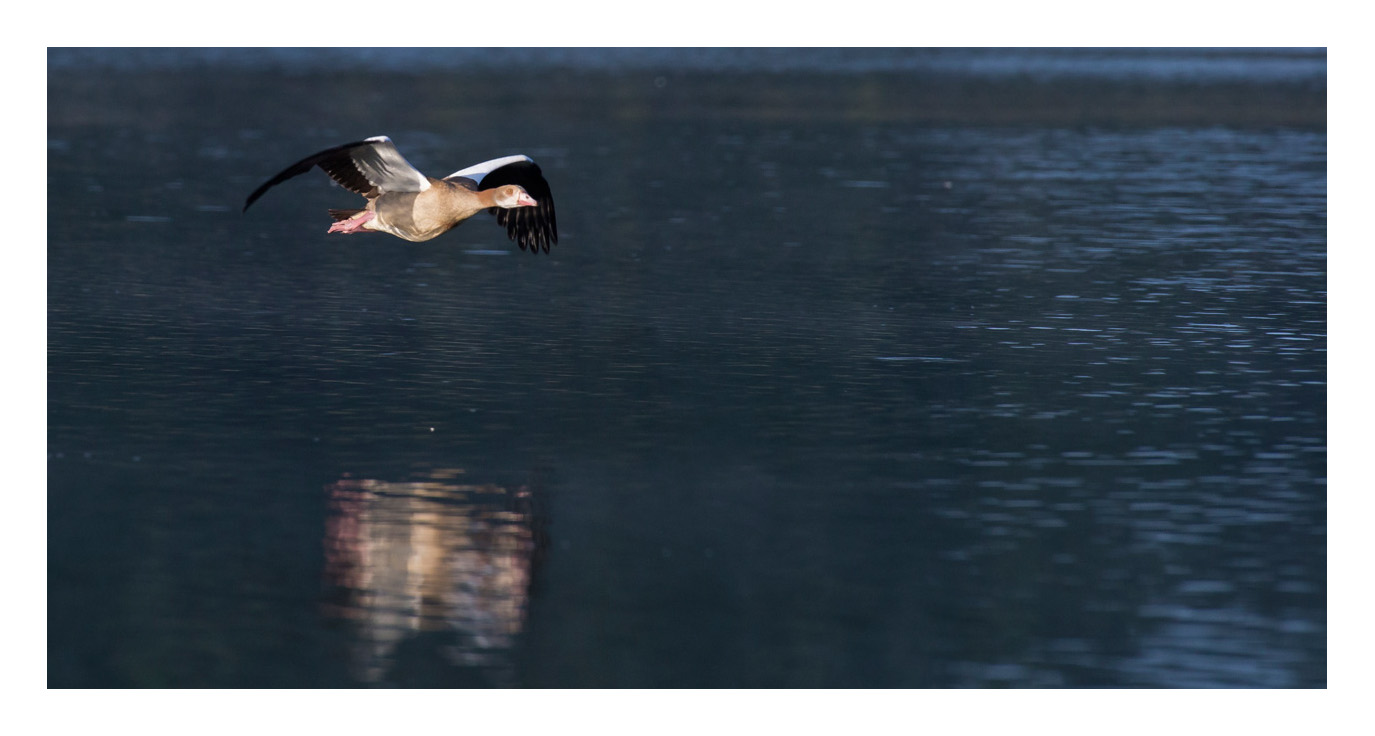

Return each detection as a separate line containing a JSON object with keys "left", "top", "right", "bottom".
{"left": 243, "top": 136, "right": 558, "bottom": 253}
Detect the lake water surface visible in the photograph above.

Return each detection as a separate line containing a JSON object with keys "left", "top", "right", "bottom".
{"left": 48, "top": 48, "right": 1326, "bottom": 687}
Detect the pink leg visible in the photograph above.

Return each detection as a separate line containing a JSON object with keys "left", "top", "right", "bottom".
{"left": 328, "top": 210, "right": 376, "bottom": 234}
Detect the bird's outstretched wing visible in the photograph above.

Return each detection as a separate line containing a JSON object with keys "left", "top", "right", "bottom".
{"left": 447, "top": 156, "right": 558, "bottom": 253}
{"left": 243, "top": 136, "right": 431, "bottom": 212}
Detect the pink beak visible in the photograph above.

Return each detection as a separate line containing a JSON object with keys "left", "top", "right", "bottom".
{"left": 516, "top": 192, "right": 538, "bottom": 207}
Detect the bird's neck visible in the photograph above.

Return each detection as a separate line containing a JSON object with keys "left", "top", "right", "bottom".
{"left": 475, "top": 188, "right": 503, "bottom": 208}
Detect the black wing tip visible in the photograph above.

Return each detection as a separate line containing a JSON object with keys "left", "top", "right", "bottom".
{"left": 491, "top": 190, "right": 558, "bottom": 254}
{"left": 242, "top": 188, "right": 267, "bottom": 213}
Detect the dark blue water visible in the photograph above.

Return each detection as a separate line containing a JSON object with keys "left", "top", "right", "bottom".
{"left": 48, "top": 48, "right": 1326, "bottom": 687}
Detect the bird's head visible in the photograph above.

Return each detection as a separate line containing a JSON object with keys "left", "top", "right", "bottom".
{"left": 492, "top": 185, "right": 538, "bottom": 208}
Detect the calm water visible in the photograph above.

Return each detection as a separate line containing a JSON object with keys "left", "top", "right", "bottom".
{"left": 48, "top": 49, "right": 1326, "bottom": 687}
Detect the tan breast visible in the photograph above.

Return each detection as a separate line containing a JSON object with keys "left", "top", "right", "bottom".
{"left": 370, "top": 179, "right": 487, "bottom": 242}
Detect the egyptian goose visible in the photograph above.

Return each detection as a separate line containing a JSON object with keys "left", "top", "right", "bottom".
{"left": 243, "top": 136, "right": 558, "bottom": 253}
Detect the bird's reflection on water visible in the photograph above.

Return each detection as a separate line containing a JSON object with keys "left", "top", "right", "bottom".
{"left": 322, "top": 469, "right": 544, "bottom": 686}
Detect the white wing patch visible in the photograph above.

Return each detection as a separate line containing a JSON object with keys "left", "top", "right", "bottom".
{"left": 445, "top": 155, "right": 533, "bottom": 186}
{"left": 354, "top": 136, "right": 431, "bottom": 193}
